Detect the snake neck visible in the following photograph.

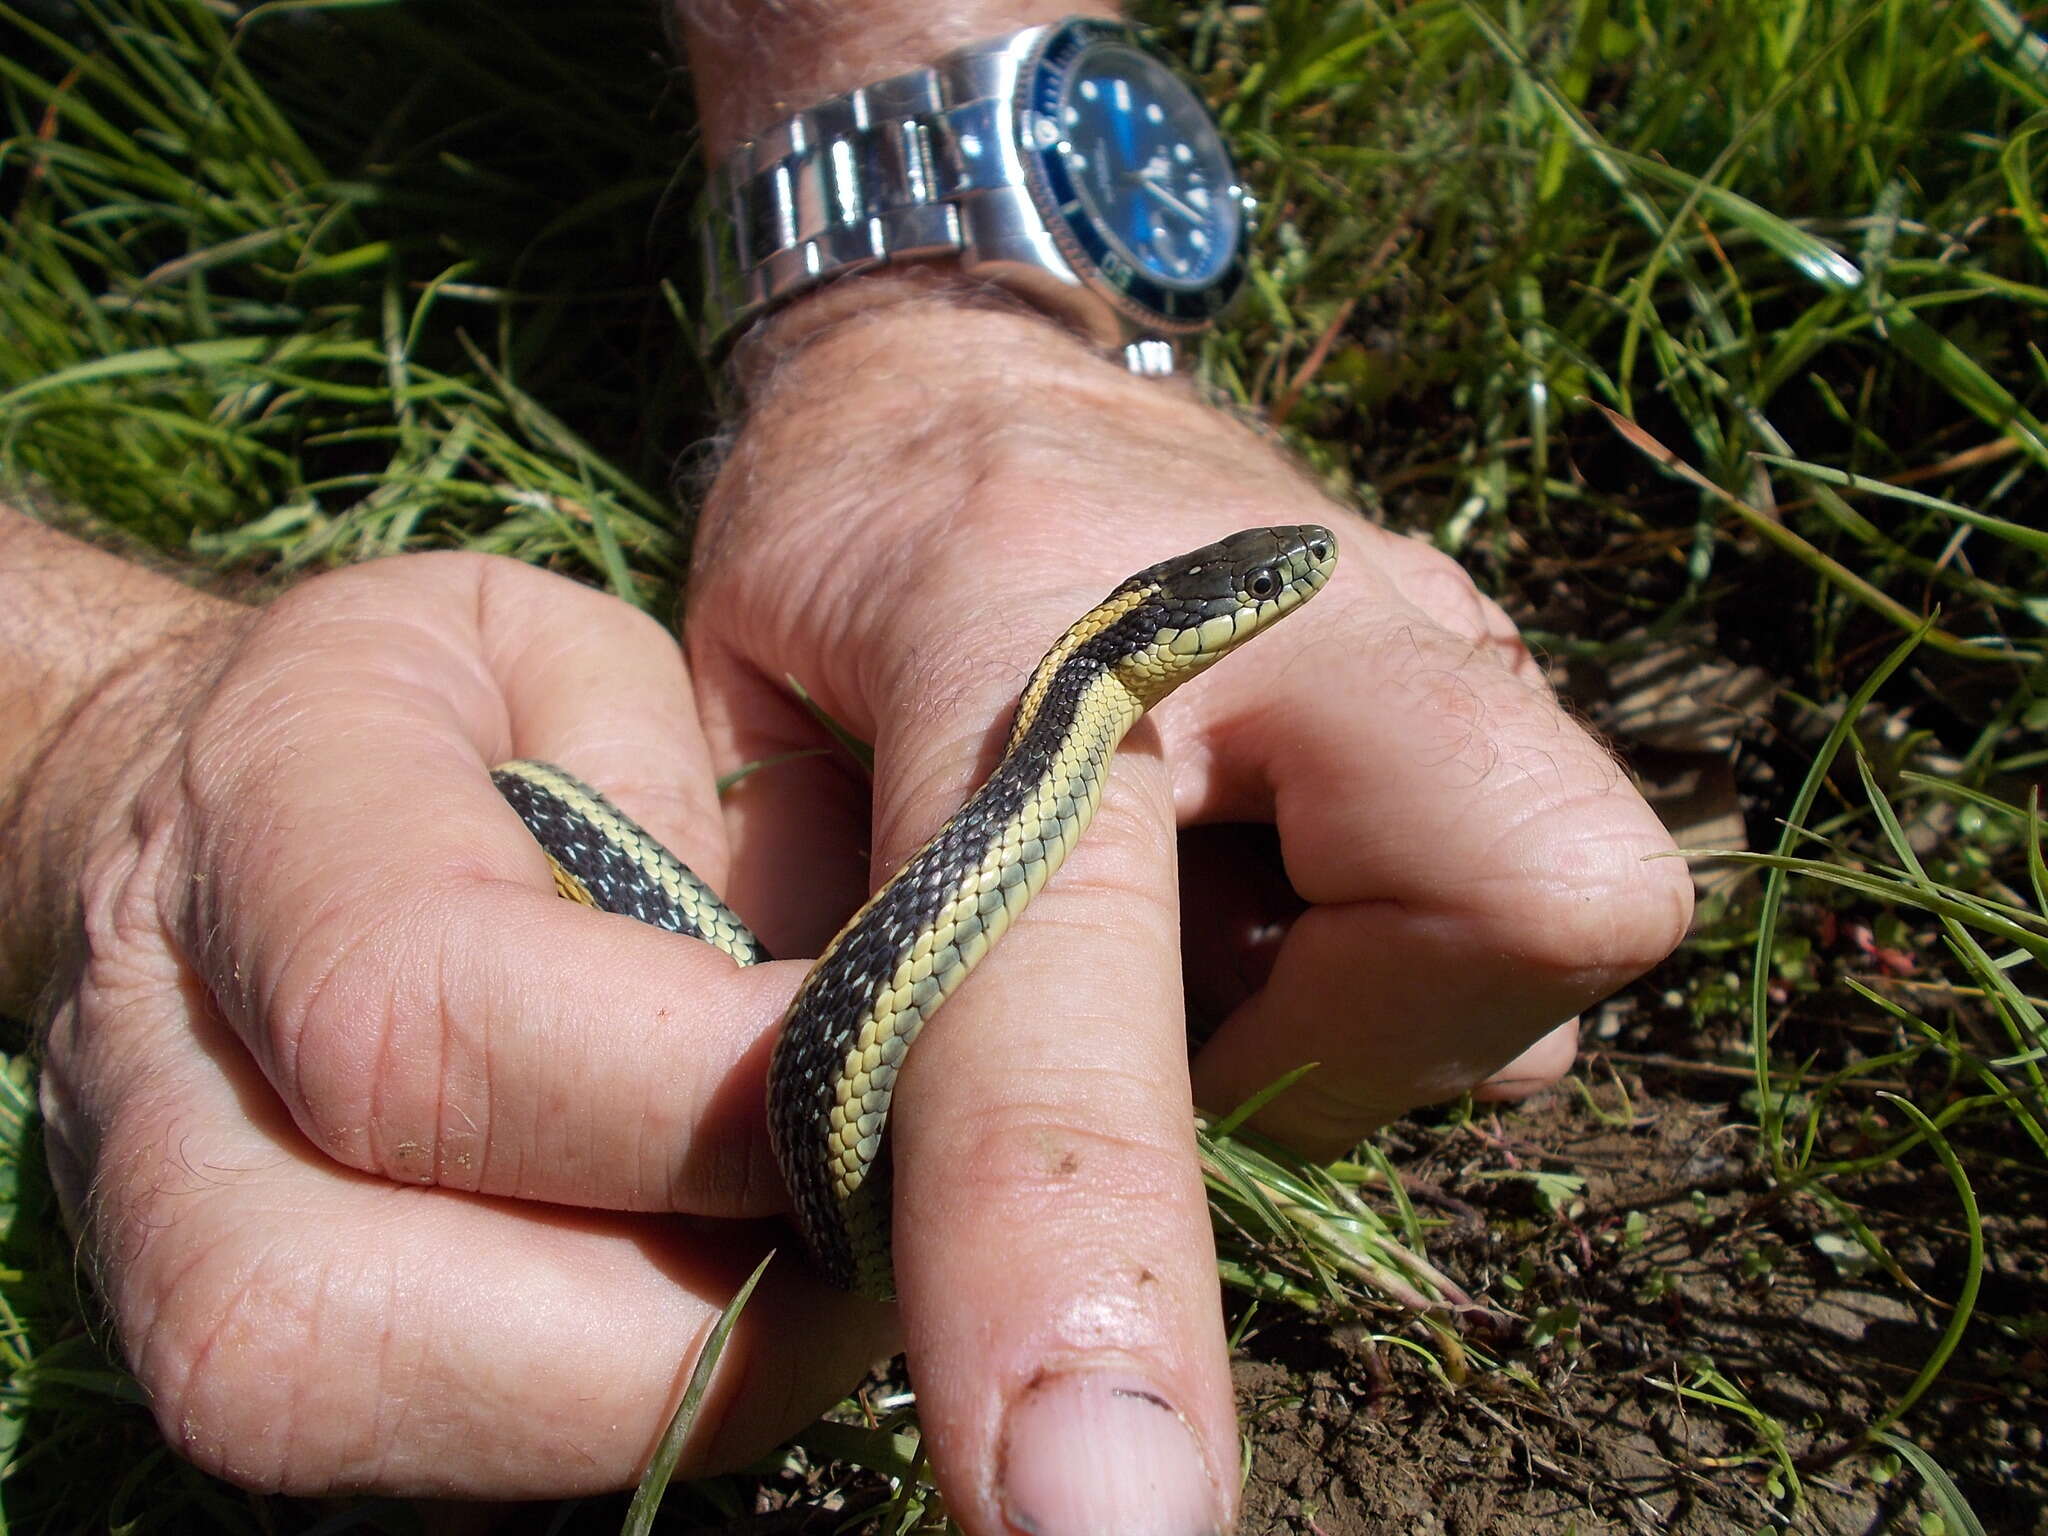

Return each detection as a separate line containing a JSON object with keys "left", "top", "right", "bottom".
{"left": 766, "top": 655, "right": 1146, "bottom": 1295}
{"left": 1010, "top": 578, "right": 1236, "bottom": 750}
{"left": 1010, "top": 585, "right": 1150, "bottom": 745}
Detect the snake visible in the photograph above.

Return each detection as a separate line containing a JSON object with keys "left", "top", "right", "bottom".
{"left": 491, "top": 525, "right": 1337, "bottom": 1298}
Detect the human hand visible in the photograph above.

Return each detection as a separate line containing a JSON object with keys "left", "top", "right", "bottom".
{"left": 684, "top": 287, "right": 1693, "bottom": 1534}
{"left": 8, "top": 537, "right": 889, "bottom": 1496}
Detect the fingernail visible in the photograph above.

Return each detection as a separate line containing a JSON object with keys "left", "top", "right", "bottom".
{"left": 999, "top": 1371, "right": 1221, "bottom": 1536}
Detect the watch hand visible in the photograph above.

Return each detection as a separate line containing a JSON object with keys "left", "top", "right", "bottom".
{"left": 1136, "top": 175, "right": 1205, "bottom": 225}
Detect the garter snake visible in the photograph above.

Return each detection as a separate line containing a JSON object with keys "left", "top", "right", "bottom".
{"left": 493, "top": 525, "right": 1337, "bottom": 1298}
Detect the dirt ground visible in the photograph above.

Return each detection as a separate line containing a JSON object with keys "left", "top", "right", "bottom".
{"left": 697, "top": 988, "right": 2043, "bottom": 1536}
{"left": 1227, "top": 1056, "right": 2047, "bottom": 1535}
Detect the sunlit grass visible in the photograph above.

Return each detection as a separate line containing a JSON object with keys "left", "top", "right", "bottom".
{"left": 3, "top": 0, "right": 2044, "bottom": 1529}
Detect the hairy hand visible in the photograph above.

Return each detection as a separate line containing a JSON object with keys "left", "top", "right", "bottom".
{"left": 14, "top": 286, "right": 1687, "bottom": 1523}
{"left": 28, "top": 553, "right": 887, "bottom": 1496}
{"left": 686, "top": 291, "right": 1692, "bottom": 1534}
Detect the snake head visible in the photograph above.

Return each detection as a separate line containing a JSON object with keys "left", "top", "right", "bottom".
{"left": 1136, "top": 523, "right": 1336, "bottom": 610}
{"left": 1087, "top": 525, "right": 1337, "bottom": 702}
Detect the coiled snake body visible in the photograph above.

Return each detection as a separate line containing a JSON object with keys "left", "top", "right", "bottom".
{"left": 494, "top": 525, "right": 1336, "bottom": 1297}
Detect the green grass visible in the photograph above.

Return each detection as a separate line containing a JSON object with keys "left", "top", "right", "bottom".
{"left": 3, "top": 0, "right": 2045, "bottom": 1530}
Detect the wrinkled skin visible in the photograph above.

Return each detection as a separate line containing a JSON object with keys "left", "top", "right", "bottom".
{"left": 9, "top": 293, "right": 1688, "bottom": 1528}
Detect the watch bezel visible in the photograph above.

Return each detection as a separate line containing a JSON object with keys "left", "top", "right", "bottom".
{"left": 1015, "top": 17, "right": 1252, "bottom": 335}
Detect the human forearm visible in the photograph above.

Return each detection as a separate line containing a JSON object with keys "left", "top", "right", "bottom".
{"left": 0, "top": 505, "right": 240, "bottom": 1009}
{"left": 672, "top": 0, "right": 1113, "bottom": 154}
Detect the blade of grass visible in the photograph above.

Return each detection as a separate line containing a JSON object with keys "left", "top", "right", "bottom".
{"left": 1858, "top": 1096, "right": 1984, "bottom": 1443}
{"left": 1740, "top": 623, "right": 1933, "bottom": 1179}
{"left": 621, "top": 1250, "right": 775, "bottom": 1536}
{"left": 1594, "top": 405, "right": 2027, "bottom": 662}
{"left": 1870, "top": 1430, "right": 1989, "bottom": 1536}
{"left": 1754, "top": 452, "right": 2048, "bottom": 555}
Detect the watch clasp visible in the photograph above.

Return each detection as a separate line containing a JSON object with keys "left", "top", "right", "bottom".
{"left": 1122, "top": 338, "right": 1179, "bottom": 376}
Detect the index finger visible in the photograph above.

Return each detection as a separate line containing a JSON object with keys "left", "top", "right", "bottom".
{"left": 855, "top": 583, "right": 1240, "bottom": 1536}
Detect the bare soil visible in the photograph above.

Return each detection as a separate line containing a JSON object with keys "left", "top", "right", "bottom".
{"left": 1227, "top": 1062, "right": 2048, "bottom": 1535}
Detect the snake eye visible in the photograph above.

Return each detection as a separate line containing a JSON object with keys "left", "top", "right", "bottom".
{"left": 1247, "top": 569, "right": 1280, "bottom": 600}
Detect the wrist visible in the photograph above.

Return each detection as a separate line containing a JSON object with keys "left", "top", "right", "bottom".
{"left": 762, "top": 267, "right": 1208, "bottom": 404}
{"left": 696, "top": 290, "right": 1204, "bottom": 622}
{"left": 0, "top": 507, "right": 243, "bottom": 1010}
{"left": 729, "top": 263, "right": 1114, "bottom": 398}
{"left": 672, "top": 2, "right": 1115, "bottom": 155}
{"left": 714, "top": 283, "right": 1188, "bottom": 520}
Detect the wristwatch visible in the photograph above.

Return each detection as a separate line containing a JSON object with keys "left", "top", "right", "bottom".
{"left": 698, "top": 16, "right": 1254, "bottom": 376}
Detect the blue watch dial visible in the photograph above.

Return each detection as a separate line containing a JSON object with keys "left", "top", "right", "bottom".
{"left": 1056, "top": 45, "right": 1239, "bottom": 291}
{"left": 1021, "top": 20, "right": 1249, "bottom": 330}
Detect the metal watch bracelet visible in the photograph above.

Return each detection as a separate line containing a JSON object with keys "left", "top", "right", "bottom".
{"left": 698, "top": 38, "right": 1031, "bottom": 357}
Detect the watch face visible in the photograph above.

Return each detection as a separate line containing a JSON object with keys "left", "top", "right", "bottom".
{"left": 1021, "top": 21, "right": 1250, "bottom": 329}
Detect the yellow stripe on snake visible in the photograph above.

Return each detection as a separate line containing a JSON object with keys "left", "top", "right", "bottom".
{"left": 493, "top": 526, "right": 1336, "bottom": 1298}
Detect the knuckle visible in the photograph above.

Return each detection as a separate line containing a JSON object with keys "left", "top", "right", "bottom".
{"left": 263, "top": 904, "right": 395, "bottom": 1156}
{"left": 474, "top": 550, "right": 662, "bottom": 654}
{"left": 76, "top": 746, "right": 192, "bottom": 969}
{"left": 1354, "top": 531, "right": 1530, "bottom": 661}
{"left": 1391, "top": 537, "right": 1484, "bottom": 605}
{"left": 264, "top": 885, "right": 469, "bottom": 1187}
{"left": 80, "top": 1121, "right": 379, "bottom": 1492}
{"left": 130, "top": 1225, "right": 391, "bottom": 1493}
{"left": 131, "top": 1242, "right": 310, "bottom": 1490}
{"left": 1482, "top": 815, "right": 1695, "bottom": 980}
{"left": 76, "top": 839, "right": 156, "bottom": 978}
{"left": 69, "top": 841, "right": 190, "bottom": 1063}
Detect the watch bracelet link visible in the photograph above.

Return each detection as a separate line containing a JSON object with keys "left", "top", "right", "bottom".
{"left": 699, "top": 41, "right": 1027, "bottom": 353}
